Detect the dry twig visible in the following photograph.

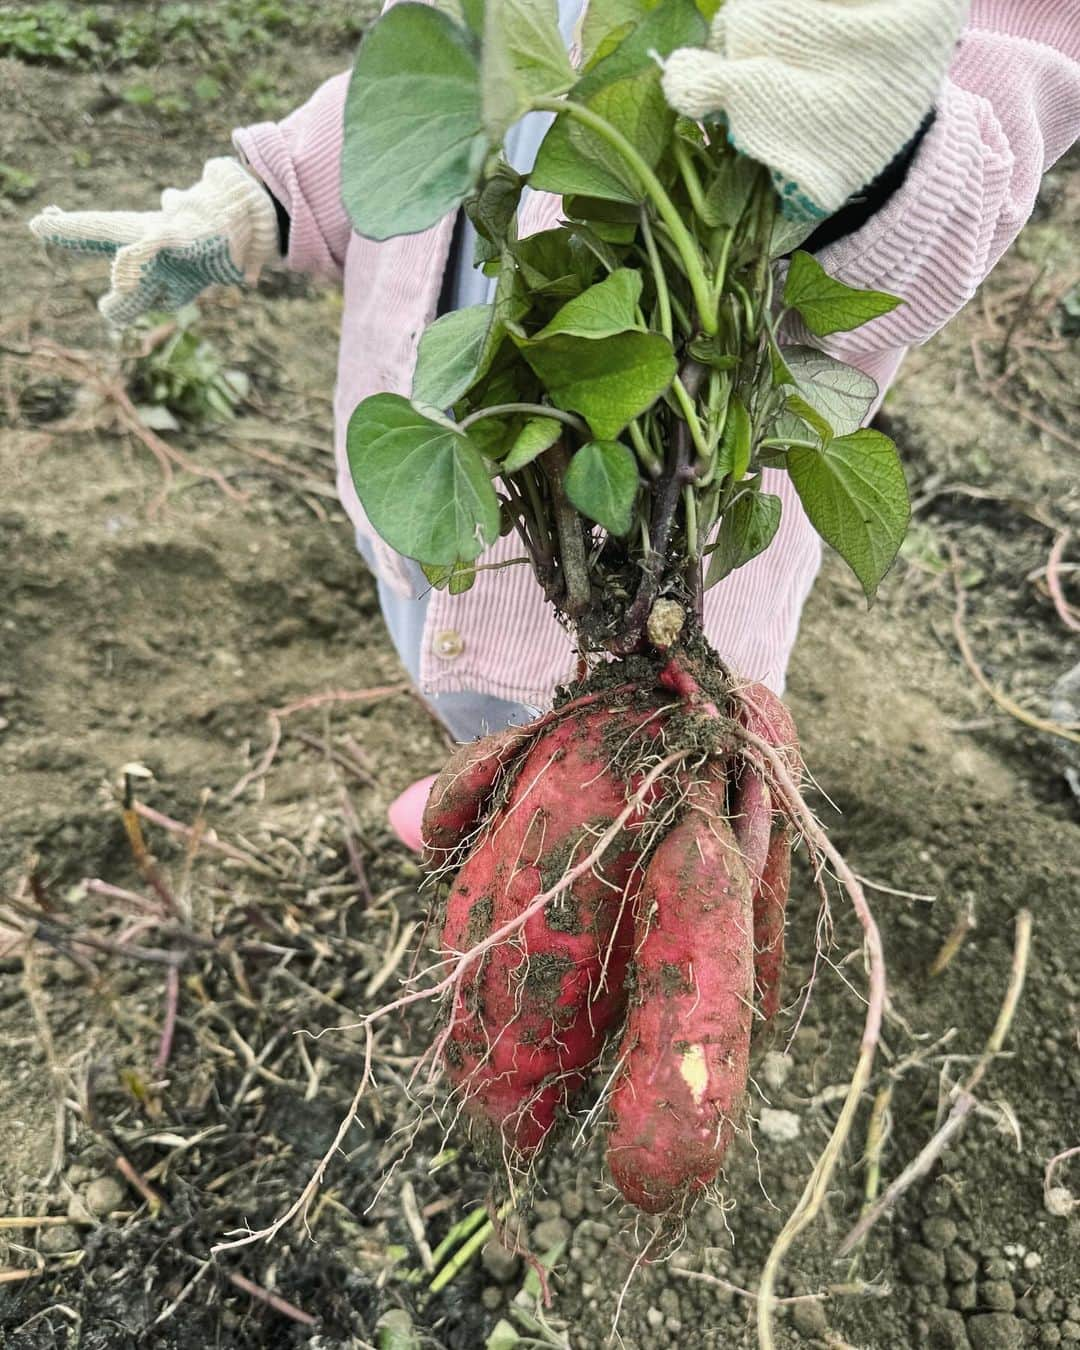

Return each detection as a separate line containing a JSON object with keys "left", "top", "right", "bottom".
{"left": 838, "top": 910, "right": 1032, "bottom": 1254}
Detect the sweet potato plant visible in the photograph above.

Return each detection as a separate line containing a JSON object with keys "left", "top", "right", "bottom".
{"left": 342, "top": 0, "right": 907, "bottom": 1220}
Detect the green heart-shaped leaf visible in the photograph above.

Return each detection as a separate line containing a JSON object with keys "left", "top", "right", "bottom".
{"left": 777, "top": 346, "right": 879, "bottom": 437}
{"left": 515, "top": 330, "right": 676, "bottom": 439}
{"left": 783, "top": 394, "right": 834, "bottom": 446}
{"left": 413, "top": 304, "right": 494, "bottom": 409}
{"left": 347, "top": 393, "right": 500, "bottom": 565}
{"left": 465, "top": 160, "right": 523, "bottom": 265}
{"left": 564, "top": 440, "right": 640, "bottom": 535}
{"left": 421, "top": 559, "right": 479, "bottom": 594}
{"left": 483, "top": 0, "right": 574, "bottom": 139}
{"left": 716, "top": 395, "right": 751, "bottom": 480}
{"left": 501, "top": 416, "right": 563, "bottom": 471}
{"left": 788, "top": 429, "right": 910, "bottom": 600}
{"left": 342, "top": 6, "right": 487, "bottom": 240}
{"left": 533, "top": 269, "right": 643, "bottom": 340}
{"left": 531, "top": 67, "right": 671, "bottom": 204}
{"left": 784, "top": 251, "right": 901, "bottom": 337}
{"left": 531, "top": 0, "right": 704, "bottom": 203}
{"left": 580, "top": 0, "right": 660, "bottom": 66}
{"left": 705, "top": 490, "right": 782, "bottom": 588}
{"left": 702, "top": 155, "right": 759, "bottom": 230}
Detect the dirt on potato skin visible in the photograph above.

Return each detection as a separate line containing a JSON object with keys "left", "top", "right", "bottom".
{"left": 2, "top": 17, "right": 1080, "bottom": 1350}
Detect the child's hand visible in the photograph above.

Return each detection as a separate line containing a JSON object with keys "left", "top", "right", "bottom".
{"left": 661, "top": 0, "right": 969, "bottom": 223}
{"left": 29, "top": 157, "right": 280, "bottom": 327}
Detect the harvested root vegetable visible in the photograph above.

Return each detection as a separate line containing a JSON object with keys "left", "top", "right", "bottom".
{"left": 441, "top": 696, "right": 668, "bottom": 1161}
{"left": 433, "top": 653, "right": 804, "bottom": 1202}
{"left": 607, "top": 773, "right": 755, "bottom": 1214}
{"left": 422, "top": 685, "right": 638, "bottom": 866}
{"left": 734, "top": 682, "right": 802, "bottom": 1028}
{"left": 421, "top": 723, "right": 534, "bottom": 864}
{"left": 753, "top": 825, "right": 792, "bottom": 1025}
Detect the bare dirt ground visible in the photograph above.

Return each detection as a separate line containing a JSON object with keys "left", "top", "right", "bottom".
{"left": 1, "top": 9, "right": 1078, "bottom": 1348}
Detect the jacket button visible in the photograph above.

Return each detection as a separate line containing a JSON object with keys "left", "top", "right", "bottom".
{"left": 433, "top": 629, "right": 464, "bottom": 660}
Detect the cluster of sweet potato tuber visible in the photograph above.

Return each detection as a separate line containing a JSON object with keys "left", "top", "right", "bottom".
{"left": 423, "top": 651, "right": 800, "bottom": 1215}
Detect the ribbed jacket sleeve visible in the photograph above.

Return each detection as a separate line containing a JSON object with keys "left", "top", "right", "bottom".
{"left": 817, "top": 1, "right": 1080, "bottom": 359}
{"left": 232, "top": 71, "right": 353, "bottom": 281}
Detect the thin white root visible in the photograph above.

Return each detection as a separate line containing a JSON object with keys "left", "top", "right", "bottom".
{"left": 731, "top": 726, "right": 887, "bottom": 1350}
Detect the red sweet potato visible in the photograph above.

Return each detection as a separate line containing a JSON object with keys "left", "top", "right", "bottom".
{"left": 606, "top": 777, "right": 754, "bottom": 1213}
{"left": 753, "top": 824, "right": 791, "bottom": 1024}
{"left": 422, "top": 684, "right": 641, "bottom": 864}
{"left": 422, "top": 723, "right": 534, "bottom": 863}
{"left": 735, "top": 682, "right": 800, "bottom": 1027}
{"left": 442, "top": 703, "right": 664, "bottom": 1159}
{"left": 736, "top": 681, "right": 799, "bottom": 775}
{"left": 729, "top": 763, "right": 772, "bottom": 891}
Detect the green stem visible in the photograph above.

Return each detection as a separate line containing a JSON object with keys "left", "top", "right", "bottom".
{"left": 458, "top": 403, "right": 588, "bottom": 435}
{"left": 729, "top": 277, "right": 755, "bottom": 334}
{"left": 542, "top": 443, "right": 592, "bottom": 620}
{"left": 671, "top": 376, "right": 709, "bottom": 462}
{"left": 639, "top": 209, "right": 672, "bottom": 342}
{"left": 673, "top": 138, "right": 708, "bottom": 221}
{"left": 759, "top": 437, "right": 818, "bottom": 451}
{"left": 532, "top": 97, "right": 716, "bottom": 335}
{"left": 628, "top": 418, "right": 662, "bottom": 477}
{"left": 429, "top": 1206, "right": 490, "bottom": 1275}
{"left": 751, "top": 178, "right": 778, "bottom": 328}
{"left": 709, "top": 226, "right": 734, "bottom": 314}
{"left": 683, "top": 483, "right": 699, "bottom": 562}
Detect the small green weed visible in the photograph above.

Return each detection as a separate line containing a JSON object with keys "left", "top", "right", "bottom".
{"left": 0, "top": 163, "right": 39, "bottom": 201}
{"left": 128, "top": 306, "right": 250, "bottom": 428}
{"left": 0, "top": 1, "right": 374, "bottom": 70}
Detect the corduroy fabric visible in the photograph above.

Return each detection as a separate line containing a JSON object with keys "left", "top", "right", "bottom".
{"left": 233, "top": 0, "right": 1080, "bottom": 707}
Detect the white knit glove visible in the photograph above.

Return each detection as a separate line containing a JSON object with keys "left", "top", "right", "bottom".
{"left": 662, "top": 0, "right": 969, "bottom": 222}
{"left": 29, "top": 157, "right": 281, "bottom": 327}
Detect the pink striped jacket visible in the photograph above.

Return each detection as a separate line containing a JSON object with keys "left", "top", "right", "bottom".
{"left": 234, "top": 2, "right": 1080, "bottom": 705}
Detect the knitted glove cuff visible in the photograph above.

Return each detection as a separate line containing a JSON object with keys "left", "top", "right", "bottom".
{"left": 170, "top": 157, "right": 282, "bottom": 277}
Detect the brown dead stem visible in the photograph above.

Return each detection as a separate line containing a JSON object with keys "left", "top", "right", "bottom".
{"left": 18, "top": 338, "right": 247, "bottom": 516}
{"left": 950, "top": 553, "right": 1080, "bottom": 745}
{"left": 227, "top": 1271, "right": 318, "bottom": 1326}
{"left": 227, "top": 682, "right": 410, "bottom": 801}
{"left": 838, "top": 909, "right": 1031, "bottom": 1254}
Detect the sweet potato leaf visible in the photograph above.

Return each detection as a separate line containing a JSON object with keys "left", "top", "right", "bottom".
{"left": 777, "top": 346, "right": 879, "bottom": 437}
{"left": 531, "top": 0, "right": 704, "bottom": 203}
{"left": 715, "top": 395, "right": 751, "bottom": 480}
{"left": 342, "top": 6, "right": 487, "bottom": 240}
{"left": 784, "top": 250, "right": 901, "bottom": 337}
{"left": 421, "top": 559, "right": 479, "bottom": 594}
{"left": 483, "top": 0, "right": 574, "bottom": 139}
{"left": 413, "top": 305, "right": 494, "bottom": 409}
{"left": 531, "top": 68, "right": 670, "bottom": 204}
{"left": 501, "top": 416, "right": 563, "bottom": 470}
{"left": 788, "top": 429, "right": 910, "bottom": 600}
{"left": 515, "top": 330, "right": 676, "bottom": 439}
{"left": 564, "top": 440, "right": 639, "bottom": 535}
{"left": 705, "top": 490, "right": 782, "bottom": 588}
{"left": 347, "top": 394, "right": 500, "bottom": 565}
{"left": 532, "top": 269, "right": 643, "bottom": 340}
{"left": 580, "top": 0, "right": 660, "bottom": 67}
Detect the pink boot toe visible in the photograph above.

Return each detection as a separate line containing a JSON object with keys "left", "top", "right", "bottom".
{"left": 388, "top": 774, "right": 438, "bottom": 854}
